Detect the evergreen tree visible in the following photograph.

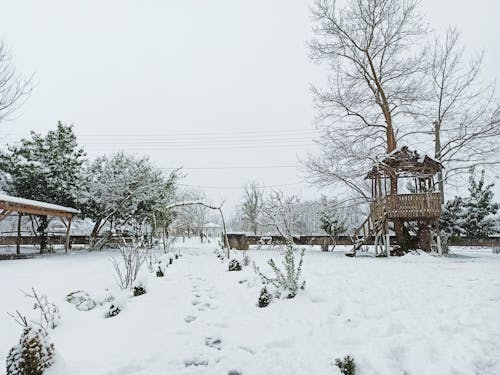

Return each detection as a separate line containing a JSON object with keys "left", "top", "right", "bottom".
{"left": 462, "top": 169, "right": 498, "bottom": 238}
{"left": 319, "top": 196, "right": 346, "bottom": 250}
{"left": 441, "top": 196, "right": 465, "bottom": 239}
{"left": 0, "top": 122, "right": 87, "bottom": 251}
{"left": 441, "top": 169, "right": 498, "bottom": 239}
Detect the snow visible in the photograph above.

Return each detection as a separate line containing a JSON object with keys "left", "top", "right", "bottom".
{"left": 0, "top": 194, "right": 79, "bottom": 214}
{"left": 1, "top": 241, "right": 500, "bottom": 374}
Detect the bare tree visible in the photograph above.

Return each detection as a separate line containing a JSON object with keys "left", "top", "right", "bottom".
{"left": 241, "top": 181, "right": 264, "bottom": 235}
{"left": 307, "top": 0, "right": 427, "bottom": 197}
{"left": 307, "top": 0, "right": 428, "bottom": 246}
{"left": 260, "top": 190, "right": 301, "bottom": 243}
{"left": 422, "top": 27, "right": 500, "bottom": 201}
{"left": 0, "top": 41, "right": 32, "bottom": 122}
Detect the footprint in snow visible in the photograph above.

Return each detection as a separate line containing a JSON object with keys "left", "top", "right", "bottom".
{"left": 205, "top": 337, "right": 222, "bottom": 350}
{"left": 184, "top": 315, "right": 197, "bottom": 323}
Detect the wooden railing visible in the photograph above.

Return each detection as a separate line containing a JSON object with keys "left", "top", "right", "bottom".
{"left": 371, "top": 193, "right": 441, "bottom": 219}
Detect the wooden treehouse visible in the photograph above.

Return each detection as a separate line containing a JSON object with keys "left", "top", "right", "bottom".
{"left": 349, "top": 146, "right": 443, "bottom": 257}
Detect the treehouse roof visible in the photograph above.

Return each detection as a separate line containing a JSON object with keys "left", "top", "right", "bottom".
{"left": 366, "top": 146, "right": 442, "bottom": 179}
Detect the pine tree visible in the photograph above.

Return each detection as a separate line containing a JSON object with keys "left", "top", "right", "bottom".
{"left": 319, "top": 196, "right": 346, "bottom": 250}
{"left": 0, "top": 122, "right": 87, "bottom": 251}
{"left": 462, "top": 169, "right": 499, "bottom": 238}
{"left": 441, "top": 169, "right": 499, "bottom": 239}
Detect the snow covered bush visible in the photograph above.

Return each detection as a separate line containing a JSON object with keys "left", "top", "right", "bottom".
{"left": 257, "top": 286, "right": 272, "bottom": 308}
{"left": 228, "top": 259, "right": 242, "bottom": 271}
{"left": 253, "top": 242, "right": 306, "bottom": 299}
{"left": 22, "top": 289, "right": 60, "bottom": 330}
{"left": 6, "top": 314, "right": 55, "bottom": 375}
{"left": 111, "top": 246, "right": 145, "bottom": 290}
{"left": 105, "top": 304, "right": 121, "bottom": 318}
{"left": 156, "top": 265, "right": 165, "bottom": 277}
{"left": 334, "top": 355, "right": 355, "bottom": 375}
{"left": 132, "top": 274, "right": 148, "bottom": 297}
{"left": 242, "top": 252, "right": 251, "bottom": 266}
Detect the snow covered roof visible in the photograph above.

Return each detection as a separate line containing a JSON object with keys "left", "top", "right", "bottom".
{"left": 0, "top": 194, "right": 80, "bottom": 218}
{"left": 366, "top": 146, "right": 443, "bottom": 179}
{"left": 203, "top": 222, "right": 222, "bottom": 228}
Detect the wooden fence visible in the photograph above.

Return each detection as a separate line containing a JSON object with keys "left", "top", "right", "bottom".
{"left": 226, "top": 233, "right": 500, "bottom": 250}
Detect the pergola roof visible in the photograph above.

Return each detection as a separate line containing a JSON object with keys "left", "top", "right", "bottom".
{"left": 0, "top": 194, "right": 79, "bottom": 219}
{"left": 366, "top": 146, "right": 443, "bottom": 179}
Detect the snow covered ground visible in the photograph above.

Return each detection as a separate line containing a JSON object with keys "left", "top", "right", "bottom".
{"left": 1, "top": 240, "right": 500, "bottom": 374}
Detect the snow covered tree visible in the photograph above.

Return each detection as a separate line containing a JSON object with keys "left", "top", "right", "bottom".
{"left": 441, "top": 169, "right": 498, "bottom": 240}
{"left": 82, "top": 152, "right": 178, "bottom": 249}
{"left": 0, "top": 122, "right": 87, "bottom": 251}
{"left": 319, "top": 196, "right": 346, "bottom": 250}
{"left": 240, "top": 181, "right": 263, "bottom": 235}
{"left": 261, "top": 190, "right": 300, "bottom": 242}
{"left": 254, "top": 191, "right": 306, "bottom": 299}
{"left": 462, "top": 169, "right": 498, "bottom": 238}
{"left": 441, "top": 196, "right": 465, "bottom": 239}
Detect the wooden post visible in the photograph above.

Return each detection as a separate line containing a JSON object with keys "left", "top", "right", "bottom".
{"left": 16, "top": 213, "right": 22, "bottom": 255}
{"left": 385, "top": 221, "right": 390, "bottom": 257}
{"left": 65, "top": 217, "right": 72, "bottom": 253}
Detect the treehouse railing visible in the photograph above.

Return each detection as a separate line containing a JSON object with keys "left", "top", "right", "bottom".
{"left": 371, "top": 192, "right": 441, "bottom": 219}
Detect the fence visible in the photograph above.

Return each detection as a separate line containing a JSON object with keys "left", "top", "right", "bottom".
{"left": 226, "top": 233, "right": 500, "bottom": 250}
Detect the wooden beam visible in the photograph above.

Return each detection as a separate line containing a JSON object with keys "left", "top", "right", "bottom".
{"left": 0, "top": 201, "right": 74, "bottom": 219}
{"left": 0, "top": 210, "right": 12, "bottom": 220}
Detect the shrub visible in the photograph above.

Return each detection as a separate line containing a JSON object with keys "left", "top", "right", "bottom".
{"left": 133, "top": 286, "right": 146, "bottom": 297}
{"left": 228, "top": 259, "right": 242, "bottom": 271}
{"left": 22, "top": 289, "right": 60, "bottom": 330}
{"left": 253, "top": 242, "right": 305, "bottom": 299}
{"left": 242, "top": 252, "right": 251, "bottom": 266}
{"left": 111, "top": 246, "right": 145, "bottom": 290}
{"left": 257, "top": 287, "right": 272, "bottom": 308}
{"left": 334, "top": 356, "right": 355, "bottom": 375}
{"left": 6, "top": 316, "right": 55, "bottom": 375}
{"left": 105, "top": 304, "right": 121, "bottom": 318}
{"left": 156, "top": 265, "right": 165, "bottom": 277}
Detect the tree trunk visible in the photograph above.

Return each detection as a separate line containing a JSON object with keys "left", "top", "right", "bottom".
{"left": 417, "top": 221, "right": 432, "bottom": 251}
{"left": 90, "top": 218, "right": 102, "bottom": 250}
{"left": 38, "top": 215, "right": 48, "bottom": 253}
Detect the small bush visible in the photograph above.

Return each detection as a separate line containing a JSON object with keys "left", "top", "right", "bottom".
{"left": 228, "top": 259, "right": 242, "bottom": 271}
{"left": 335, "top": 355, "right": 355, "bottom": 375}
{"left": 253, "top": 242, "right": 306, "bottom": 299}
{"left": 156, "top": 266, "right": 165, "bottom": 277}
{"left": 242, "top": 253, "right": 251, "bottom": 266}
{"left": 6, "top": 325, "right": 55, "bottom": 375}
{"left": 133, "top": 286, "right": 146, "bottom": 297}
{"left": 257, "top": 287, "right": 272, "bottom": 308}
{"left": 22, "top": 289, "right": 60, "bottom": 330}
{"left": 105, "top": 304, "right": 121, "bottom": 318}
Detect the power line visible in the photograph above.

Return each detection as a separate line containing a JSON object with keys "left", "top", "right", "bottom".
{"left": 178, "top": 182, "right": 303, "bottom": 190}
{"left": 160, "top": 165, "right": 298, "bottom": 170}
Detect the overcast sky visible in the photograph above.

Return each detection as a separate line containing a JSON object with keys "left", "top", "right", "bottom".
{"left": 1, "top": 0, "right": 499, "bottom": 213}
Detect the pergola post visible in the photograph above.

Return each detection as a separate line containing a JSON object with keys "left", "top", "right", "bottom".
{"left": 16, "top": 213, "right": 22, "bottom": 255}
{"left": 65, "top": 217, "right": 72, "bottom": 253}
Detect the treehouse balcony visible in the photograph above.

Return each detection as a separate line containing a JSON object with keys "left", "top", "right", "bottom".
{"left": 370, "top": 192, "right": 441, "bottom": 220}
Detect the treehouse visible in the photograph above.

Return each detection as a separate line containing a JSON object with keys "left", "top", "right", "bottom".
{"left": 349, "top": 146, "right": 443, "bottom": 256}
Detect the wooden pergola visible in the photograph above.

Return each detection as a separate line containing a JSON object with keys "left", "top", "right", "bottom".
{"left": 0, "top": 194, "right": 79, "bottom": 253}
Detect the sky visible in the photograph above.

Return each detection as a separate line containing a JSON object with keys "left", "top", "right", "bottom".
{"left": 0, "top": 0, "right": 499, "bottom": 214}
